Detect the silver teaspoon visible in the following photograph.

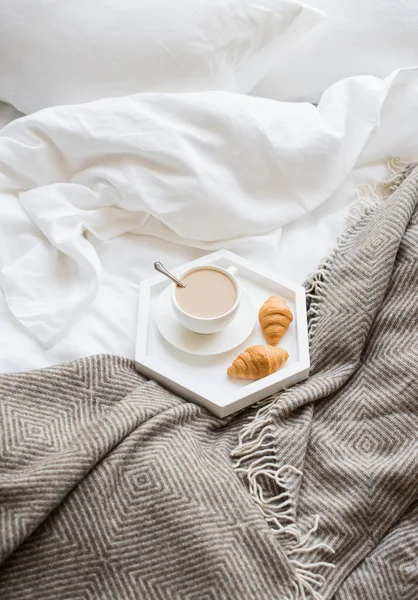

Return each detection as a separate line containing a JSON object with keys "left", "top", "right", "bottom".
{"left": 154, "top": 261, "right": 186, "bottom": 288}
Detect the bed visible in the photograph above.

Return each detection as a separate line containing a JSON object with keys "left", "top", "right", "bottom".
{"left": 0, "top": 1, "right": 417, "bottom": 599}
{"left": 1, "top": 0, "right": 417, "bottom": 374}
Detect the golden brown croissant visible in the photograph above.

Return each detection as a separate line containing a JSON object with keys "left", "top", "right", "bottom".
{"left": 259, "top": 296, "right": 293, "bottom": 345}
{"left": 227, "top": 345, "right": 289, "bottom": 380}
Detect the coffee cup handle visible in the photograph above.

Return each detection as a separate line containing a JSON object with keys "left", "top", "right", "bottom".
{"left": 227, "top": 266, "right": 238, "bottom": 277}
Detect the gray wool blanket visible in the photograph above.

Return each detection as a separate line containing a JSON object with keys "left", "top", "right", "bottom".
{"left": 1, "top": 167, "right": 418, "bottom": 600}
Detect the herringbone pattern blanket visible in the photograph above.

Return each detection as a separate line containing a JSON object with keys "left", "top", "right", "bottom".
{"left": 1, "top": 168, "right": 417, "bottom": 599}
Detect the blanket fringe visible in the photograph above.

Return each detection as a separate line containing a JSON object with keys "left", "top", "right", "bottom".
{"left": 346, "top": 156, "right": 408, "bottom": 229}
{"left": 232, "top": 156, "right": 413, "bottom": 599}
{"left": 306, "top": 155, "right": 411, "bottom": 343}
{"left": 232, "top": 404, "right": 335, "bottom": 600}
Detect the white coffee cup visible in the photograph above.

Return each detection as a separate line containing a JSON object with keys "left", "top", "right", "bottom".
{"left": 171, "top": 265, "right": 240, "bottom": 334}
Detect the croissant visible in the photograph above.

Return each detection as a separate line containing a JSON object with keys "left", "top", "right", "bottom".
{"left": 227, "top": 345, "right": 289, "bottom": 380}
{"left": 259, "top": 296, "right": 293, "bottom": 345}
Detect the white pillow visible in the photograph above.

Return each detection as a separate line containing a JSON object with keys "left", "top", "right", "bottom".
{"left": 252, "top": 0, "right": 418, "bottom": 103}
{"left": 0, "top": 0, "right": 324, "bottom": 113}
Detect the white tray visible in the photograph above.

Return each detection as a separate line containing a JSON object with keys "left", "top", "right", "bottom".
{"left": 135, "top": 250, "right": 310, "bottom": 417}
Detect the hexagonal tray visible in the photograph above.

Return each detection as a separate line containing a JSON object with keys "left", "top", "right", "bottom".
{"left": 135, "top": 250, "right": 309, "bottom": 418}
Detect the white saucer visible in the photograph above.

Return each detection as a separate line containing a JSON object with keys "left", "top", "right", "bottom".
{"left": 155, "top": 286, "right": 256, "bottom": 356}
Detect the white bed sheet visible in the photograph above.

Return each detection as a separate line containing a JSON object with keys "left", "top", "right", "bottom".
{"left": 0, "top": 168, "right": 399, "bottom": 372}
{"left": 1, "top": 70, "right": 418, "bottom": 373}
{"left": 0, "top": 164, "right": 397, "bottom": 373}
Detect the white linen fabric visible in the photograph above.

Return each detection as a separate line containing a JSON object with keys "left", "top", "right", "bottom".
{"left": 0, "top": 0, "right": 324, "bottom": 114}
{"left": 0, "top": 162, "right": 400, "bottom": 373}
{"left": 253, "top": 0, "right": 418, "bottom": 103}
{"left": 1, "top": 67, "right": 418, "bottom": 357}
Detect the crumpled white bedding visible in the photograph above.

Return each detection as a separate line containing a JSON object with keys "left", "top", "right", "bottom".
{"left": 1, "top": 68, "right": 418, "bottom": 371}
